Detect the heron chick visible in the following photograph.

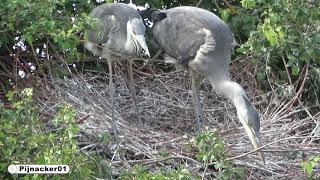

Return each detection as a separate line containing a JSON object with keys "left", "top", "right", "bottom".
{"left": 85, "top": 3, "right": 150, "bottom": 132}
{"left": 141, "top": 7, "right": 265, "bottom": 162}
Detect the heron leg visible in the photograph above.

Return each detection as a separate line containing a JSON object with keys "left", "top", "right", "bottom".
{"left": 190, "top": 69, "right": 205, "bottom": 130}
{"left": 107, "top": 57, "right": 118, "bottom": 135}
{"left": 128, "top": 59, "right": 142, "bottom": 126}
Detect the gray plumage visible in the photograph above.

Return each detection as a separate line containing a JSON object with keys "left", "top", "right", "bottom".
{"left": 147, "top": 6, "right": 264, "bottom": 162}
{"left": 152, "top": 7, "right": 234, "bottom": 65}
{"left": 85, "top": 3, "right": 149, "bottom": 58}
{"left": 84, "top": 3, "right": 150, "bottom": 132}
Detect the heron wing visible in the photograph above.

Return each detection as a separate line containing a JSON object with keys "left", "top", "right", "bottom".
{"left": 87, "top": 15, "right": 120, "bottom": 46}
{"left": 85, "top": 3, "right": 146, "bottom": 57}
{"left": 151, "top": 7, "right": 236, "bottom": 65}
{"left": 152, "top": 13, "right": 208, "bottom": 64}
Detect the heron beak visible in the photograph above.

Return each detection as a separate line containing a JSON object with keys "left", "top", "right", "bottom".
{"left": 241, "top": 118, "right": 265, "bottom": 164}
{"left": 135, "top": 34, "right": 150, "bottom": 57}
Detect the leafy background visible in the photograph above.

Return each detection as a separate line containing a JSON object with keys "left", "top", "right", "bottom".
{"left": 0, "top": 0, "right": 319, "bottom": 179}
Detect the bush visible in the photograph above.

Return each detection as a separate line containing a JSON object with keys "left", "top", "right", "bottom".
{"left": 120, "top": 165, "right": 197, "bottom": 180}
{"left": 192, "top": 130, "right": 245, "bottom": 180}
{"left": 0, "top": 0, "right": 97, "bottom": 90}
{"left": 119, "top": 130, "right": 243, "bottom": 179}
{"left": 0, "top": 0, "right": 94, "bottom": 60}
{"left": 0, "top": 88, "right": 111, "bottom": 179}
{"left": 301, "top": 156, "right": 320, "bottom": 179}
{"left": 239, "top": 0, "right": 320, "bottom": 85}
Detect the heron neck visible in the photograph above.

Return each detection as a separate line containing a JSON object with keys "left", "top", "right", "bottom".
{"left": 125, "top": 32, "right": 139, "bottom": 56}
{"left": 125, "top": 31, "right": 132, "bottom": 53}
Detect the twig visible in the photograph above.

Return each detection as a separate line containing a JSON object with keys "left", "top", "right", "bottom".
{"left": 153, "top": 135, "right": 188, "bottom": 146}
{"left": 271, "top": 64, "right": 308, "bottom": 119}
{"left": 202, "top": 162, "right": 208, "bottom": 180}
{"left": 234, "top": 160, "right": 280, "bottom": 175}
{"left": 226, "top": 135, "right": 320, "bottom": 162}
{"left": 147, "top": 66, "right": 187, "bottom": 107}
{"left": 111, "top": 137, "right": 125, "bottom": 161}
{"left": 39, "top": 111, "right": 55, "bottom": 117}
{"left": 137, "top": 49, "right": 163, "bottom": 71}
{"left": 36, "top": 64, "right": 320, "bottom": 178}
{"left": 196, "top": 0, "right": 204, "bottom": 7}
{"left": 77, "top": 114, "right": 91, "bottom": 124}
{"left": 112, "top": 155, "right": 202, "bottom": 166}
{"left": 260, "top": 148, "right": 320, "bottom": 153}
{"left": 281, "top": 55, "right": 292, "bottom": 85}
{"left": 81, "top": 143, "right": 97, "bottom": 150}
{"left": 265, "top": 53, "right": 275, "bottom": 92}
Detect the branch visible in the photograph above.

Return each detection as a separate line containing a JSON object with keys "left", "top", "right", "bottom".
{"left": 196, "top": 0, "right": 204, "bottom": 7}
{"left": 136, "top": 49, "right": 163, "bottom": 71}
{"left": 77, "top": 114, "right": 91, "bottom": 124}
{"left": 225, "top": 135, "right": 320, "bottom": 162}
{"left": 111, "top": 155, "right": 203, "bottom": 167}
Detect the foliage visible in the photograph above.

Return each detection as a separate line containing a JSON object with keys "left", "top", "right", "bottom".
{"left": 239, "top": 0, "right": 320, "bottom": 84}
{"left": 0, "top": 0, "right": 96, "bottom": 60}
{"left": 193, "top": 130, "right": 225, "bottom": 164}
{"left": 121, "top": 165, "right": 198, "bottom": 180}
{"left": 0, "top": 88, "right": 112, "bottom": 179}
{"left": 1, "top": 1, "right": 319, "bottom": 179}
{"left": 0, "top": 0, "right": 99, "bottom": 90}
{"left": 192, "top": 130, "right": 245, "bottom": 180}
{"left": 1, "top": 0, "right": 319, "bottom": 90}
{"left": 301, "top": 156, "right": 320, "bottom": 179}
{"left": 119, "top": 130, "right": 244, "bottom": 179}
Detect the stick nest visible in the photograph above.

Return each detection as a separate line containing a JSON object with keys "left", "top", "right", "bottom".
{"left": 35, "top": 59, "right": 320, "bottom": 179}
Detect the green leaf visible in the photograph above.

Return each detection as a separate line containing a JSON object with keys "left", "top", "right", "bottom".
{"left": 5, "top": 91, "right": 14, "bottom": 100}
{"left": 241, "top": 0, "right": 256, "bottom": 9}
{"left": 257, "top": 72, "right": 265, "bottom": 81}
{"left": 236, "top": 47, "right": 247, "bottom": 54}
{"left": 221, "top": 9, "right": 231, "bottom": 22}
{"left": 269, "top": 13, "right": 279, "bottom": 23}
{"left": 301, "top": 160, "right": 313, "bottom": 175}
{"left": 292, "top": 66, "right": 299, "bottom": 76}
{"left": 261, "top": 22, "right": 278, "bottom": 46}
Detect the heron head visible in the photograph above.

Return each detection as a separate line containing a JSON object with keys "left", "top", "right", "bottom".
{"left": 127, "top": 18, "right": 150, "bottom": 57}
{"left": 239, "top": 94, "right": 265, "bottom": 163}
{"left": 139, "top": 8, "right": 167, "bottom": 23}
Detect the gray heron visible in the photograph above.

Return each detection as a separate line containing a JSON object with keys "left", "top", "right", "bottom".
{"left": 142, "top": 7, "right": 264, "bottom": 162}
{"left": 84, "top": 3, "right": 150, "bottom": 131}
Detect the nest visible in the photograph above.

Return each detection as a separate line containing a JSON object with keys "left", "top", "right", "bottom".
{"left": 35, "top": 59, "right": 320, "bottom": 179}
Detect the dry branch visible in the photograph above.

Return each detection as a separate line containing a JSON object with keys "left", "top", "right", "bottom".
{"left": 34, "top": 60, "right": 320, "bottom": 178}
